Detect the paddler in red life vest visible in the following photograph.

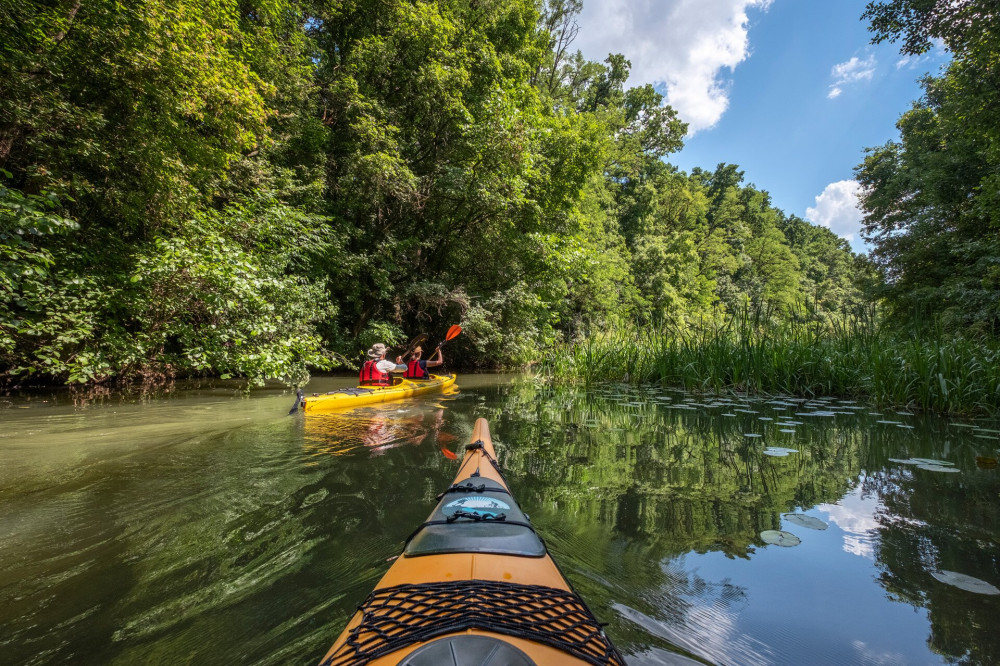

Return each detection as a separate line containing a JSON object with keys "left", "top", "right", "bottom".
{"left": 404, "top": 345, "right": 443, "bottom": 380}
{"left": 359, "top": 343, "right": 406, "bottom": 386}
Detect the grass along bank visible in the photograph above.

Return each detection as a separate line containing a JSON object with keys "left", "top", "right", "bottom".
{"left": 540, "top": 311, "right": 1000, "bottom": 416}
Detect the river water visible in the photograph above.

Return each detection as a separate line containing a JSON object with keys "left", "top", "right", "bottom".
{"left": 2, "top": 375, "right": 999, "bottom": 665}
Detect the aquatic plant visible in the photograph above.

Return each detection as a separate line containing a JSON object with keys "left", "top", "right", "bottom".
{"left": 542, "top": 306, "right": 1000, "bottom": 416}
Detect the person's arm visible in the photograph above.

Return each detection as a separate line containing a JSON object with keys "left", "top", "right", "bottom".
{"left": 377, "top": 358, "right": 406, "bottom": 373}
{"left": 426, "top": 348, "right": 443, "bottom": 368}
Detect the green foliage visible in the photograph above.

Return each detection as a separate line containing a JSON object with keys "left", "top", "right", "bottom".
{"left": 0, "top": 183, "right": 78, "bottom": 306}
{"left": 2, "top": 188, "right": 337, "bottom": 384}
{"left": 463, "top": 282, "right": 557, "bottom": 366}
{"left": 0, "top": 184, "right": 98, "bottom": 382}
{"left": 858, "top": 0, "right": 1000, "bottom": 335}
{"left": 862, "top": 0, "right": 994, "bottom": 56}
{"left": 122, "top": 199, "right": 337, "bottom": 385}
{"left": 0, "top": 0, "right": 279, "bottom": 232}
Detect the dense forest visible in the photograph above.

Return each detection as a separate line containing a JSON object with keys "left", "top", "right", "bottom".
{"left": 0, "top": 0, "right": 996, "bottom": 386}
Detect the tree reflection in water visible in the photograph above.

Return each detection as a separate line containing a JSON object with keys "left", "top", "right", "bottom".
{"left": 485, "top": 379, "right": 1000, "bottom": 665}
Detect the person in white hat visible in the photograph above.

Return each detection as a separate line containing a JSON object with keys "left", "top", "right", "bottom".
{"left": 359, "top": 343, "right": 406, "bottom": 386}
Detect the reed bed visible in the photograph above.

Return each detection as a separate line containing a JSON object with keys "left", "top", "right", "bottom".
{"left": 542, "top": 308, "right": 1000, "bottom": 416}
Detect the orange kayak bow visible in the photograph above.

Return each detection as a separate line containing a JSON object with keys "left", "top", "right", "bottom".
{"left": 318, "top": 417, "right": 624, "bottom": 665}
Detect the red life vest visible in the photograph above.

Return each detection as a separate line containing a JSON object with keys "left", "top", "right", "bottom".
{"left": 404, "top": 359, "right": 428, "bottom": 379}
{"left": 359, "top": 359, "right": 390, "bottom": 386}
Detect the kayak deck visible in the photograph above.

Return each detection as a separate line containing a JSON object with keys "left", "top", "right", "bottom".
{"left": 302, "top": 374, "right": 456, "bottom": 413}
{"left": 318, "top": 418, "right": 624, "bottom": 665}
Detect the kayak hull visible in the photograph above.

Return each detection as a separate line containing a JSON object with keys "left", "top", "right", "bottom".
{"left": 302, "top": 374, "right": 456, "bottom": 413}
{"left": 318, "top": 418, "right": 623, "bottom": 665}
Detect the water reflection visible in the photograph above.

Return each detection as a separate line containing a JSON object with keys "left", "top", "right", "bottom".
{"left": 302, "top": 386, "right": 460, "bottom": 457}
{"left": 0, "top": 376, "right": 997, "bottom": 665}
{"left": 487, "top": 380, "right": 1000, "bottom": 665}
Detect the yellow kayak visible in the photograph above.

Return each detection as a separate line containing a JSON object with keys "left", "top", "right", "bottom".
{"left": 301, "top": 374, "right": 457, "bottom": 413}
{"left": 318, "top": 417, "right": 624, "bottom": 665}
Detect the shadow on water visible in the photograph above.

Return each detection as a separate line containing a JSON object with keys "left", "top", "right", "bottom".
{"left": 1, "top": 375, "right": 998, "bottom": 664}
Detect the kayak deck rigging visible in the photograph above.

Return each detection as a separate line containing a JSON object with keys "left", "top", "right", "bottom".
{"left": 322, "top": 579, "right": 623, "bottom": 666}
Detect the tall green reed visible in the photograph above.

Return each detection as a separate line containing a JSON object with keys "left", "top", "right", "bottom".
{"left": 541, "top": 305, "right": 1000, "bottom": 416}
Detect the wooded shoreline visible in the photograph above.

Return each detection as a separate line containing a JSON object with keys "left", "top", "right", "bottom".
{"left": 2, "top": 1, "right": 997, "bottom": 401}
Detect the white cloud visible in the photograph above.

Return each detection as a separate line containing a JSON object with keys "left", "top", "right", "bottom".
{"left": 573, "top": 0, "right": 773, "bottom": 134}
{"left": 805, "top": 180, "right": 866, "bottom": 251}
{"left": 819, "top": 488, "right": 880, "bottom": 559}
{"left": 851, "top": 641, "right": 908, "bottom": 666}
{"left": 827, "top": 54, "right": 876, "bottom": 98}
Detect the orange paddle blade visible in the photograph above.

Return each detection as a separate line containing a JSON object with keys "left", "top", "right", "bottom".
{"left": 445, "top": 325, "right": 462, "bottom": 341}
{"left": 440, "top": 446, "right": 458, "bottom": 460}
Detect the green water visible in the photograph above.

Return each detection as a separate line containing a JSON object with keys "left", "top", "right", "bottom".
{"left": 2, "top": 376, "right": 999, "bottom": 665}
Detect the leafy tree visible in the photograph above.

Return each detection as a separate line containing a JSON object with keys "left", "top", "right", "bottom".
{"left": 858, "top": 0, "right": 1000, "bottom": 333}
{"left": 733, "top": 187, "right": 801, "bottom": 313}
{"left": 862, "top": 0, "right": 997, "bottom": 56}
{"left": 1, "top": 1, "right": 338, "bottom": 384}
{"left": 778, "top": 214, "right": 863, "bottom": 318}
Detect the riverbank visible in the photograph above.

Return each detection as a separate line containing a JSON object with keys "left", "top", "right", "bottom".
{"left": 540, "top": 313, "right": 1000, "bottom": 416}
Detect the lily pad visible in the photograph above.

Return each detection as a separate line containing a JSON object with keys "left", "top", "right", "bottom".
{"left": 910, "top": 458, "right": 954, "bottom": 466}
{"left": 783, "top": 513, "right": 828, "bottom": 530}
{"left": 760, "top": 530, "right": 801, "bottom": 546}
{"left": 916, "top": 464, "right": 960, "bottom": 473}
{"left": 931, "top": 570, "right": 1000, "bottom": 595}
{"left": 744, "top": 433, "right": 762, "bottom": 438}
{"left": 779, "top": 429, "right": 796, "bottom": 433}
{"left": 763, "top": 446, "right": 799, "bottom": 456}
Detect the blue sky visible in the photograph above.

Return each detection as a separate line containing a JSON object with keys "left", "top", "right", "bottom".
{"left": 572, "top": 0, "right": 950, "bottom": 253}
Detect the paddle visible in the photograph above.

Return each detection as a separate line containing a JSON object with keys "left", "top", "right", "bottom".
{"left": 436, "top": 324, "right": 462, "bottom": 349}
{"left": 288, "top": 388, "right": 305, "bottom": 415}
{"left": 424, "top": 325, "right": 461, "bottom": 377}
{"left": 398, "top": 333, "right": 429, "bottom": 360}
